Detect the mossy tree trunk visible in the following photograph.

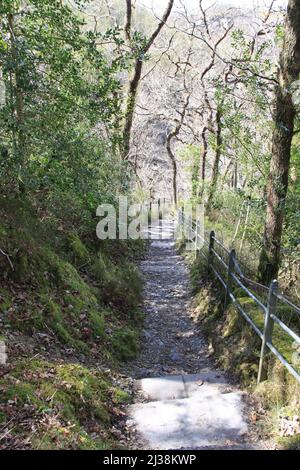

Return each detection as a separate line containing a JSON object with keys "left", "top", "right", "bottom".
{"left": 198, "top": 126, "right": 208, "bottom": 198}
{"left": 259, "top": 0, "right": 300, "bottom": 284}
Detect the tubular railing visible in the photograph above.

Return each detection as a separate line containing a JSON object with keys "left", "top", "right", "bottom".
{"left": 178, "top": 209, "right": 300, "bottom": 385}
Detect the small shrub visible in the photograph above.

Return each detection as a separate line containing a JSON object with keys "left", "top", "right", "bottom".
{"left": 111, "top": 328, "right": 139, "bottom": 360}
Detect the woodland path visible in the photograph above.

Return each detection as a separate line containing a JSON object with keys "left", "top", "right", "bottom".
{"left": 125, "top": 220, "right": 263, "bottom": 450}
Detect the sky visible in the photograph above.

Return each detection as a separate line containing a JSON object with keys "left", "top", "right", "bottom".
{"left": 138, "top": 0, "right": 288, "bottom": 13}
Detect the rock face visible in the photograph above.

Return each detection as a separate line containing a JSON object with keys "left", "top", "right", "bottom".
{"left": 0, "top": 340, "right": 7, "bottom": 365}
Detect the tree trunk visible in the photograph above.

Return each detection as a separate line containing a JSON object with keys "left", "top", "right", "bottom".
{"left": 198, "top": 126, "right": 208, "bottom": 198}
{"left": 166, "top": 88, "right": 191, "bottom": 206}
{"left": 233, "top": 158, "right": 238, "bottom": 189}
{"left": 258, "top": 0, "right": 300, "bottom": 284}
{"left": 207, "top": 106, "right": 223, "bottom": 211}
{"left": 121, "top": 0, "right": 174, "bottom": 160}
{"left": 166, "top": 130, "right": 178, "bottom": 205}
{"left": 122, "top": 59, "right": 143, "bottom": 160}
{"left": 8, "top": 13, "right": 26, "bottom": 192}
{"left": 191, "top": 155, "right": 200, "bottom": 198}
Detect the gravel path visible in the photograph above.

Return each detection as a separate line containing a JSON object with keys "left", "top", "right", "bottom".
{"left": 122, "top": 221, "right": 266, "bottom": 450}
{"left": 130, "top": 221, "right": 211, "bottom": 379}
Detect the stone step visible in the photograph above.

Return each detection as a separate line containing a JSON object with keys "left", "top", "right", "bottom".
{"left": 135, "top": 371, "right": 229, "bottom": 401}
{"left": 129, "top": 373, "right": 248, "bottom": 450}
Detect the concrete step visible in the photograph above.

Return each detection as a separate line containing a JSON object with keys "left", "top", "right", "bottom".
{"left": 129, "top": 372, "right": 248, "bottom": 450}
{"left": 135, "top": 371, "right": 228, "bottom": 401}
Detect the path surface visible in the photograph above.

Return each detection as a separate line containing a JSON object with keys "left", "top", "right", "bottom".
{"left": 126, "top": 221, "right": 258, "bottom": 450}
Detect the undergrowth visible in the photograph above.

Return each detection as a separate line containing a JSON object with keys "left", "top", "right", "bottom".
{"left": 0, "top": 196, "right": 145, "bottom": 449}
{"left": 186, "top": 250, "right": 300, "bottom": 450}
{"left": 0, "top": 359, "right": 130, "bottom": 449}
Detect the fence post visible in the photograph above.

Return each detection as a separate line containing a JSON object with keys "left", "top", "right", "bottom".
{"left": 178, "top": 206, "right": 183, "bottom": 242}
{"left": 195, "top": 221, "right": 199, "bottom": 259}
{"left": 158, "top": 198, "right": 162, "bottom": 235}
{"left": 224, "top": 249, "right": 236, "bottom": 309}
{"left": 208, "top": 230, "right": 215, "bottom": 269}
{"left": 188, "top": 215, "right": 192, "bottom": 243}
{"left": 257, "top": 279, "right": 278, "bottom": 384}
{"left": 158, "top": 198, "right": 162, "bottom": 220}
{"left": 148, "top": 201, "right": 152, "bottom": 226}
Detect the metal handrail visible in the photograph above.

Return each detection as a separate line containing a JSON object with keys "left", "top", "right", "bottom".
{"left": 231, "top": 272, "right": 267, "bottom": 313}
{"left": 211, "top": 248, "right": 228, "bottom": 269}
{"left": 213, "top": 236, "right": 230, "bottom": 254}
{"left": 233, "top": 256, "right": 269, "bottom": 293}
{"left": 270, "top": 314, "right": 300, "bottom": 344}
{"left": 275, "top": 292, "right": 300, "bottom": 316}
{"left": 179, "top": 209, "right": 300, "bottom": 385}
{"left": 229, "top": 292, "right": 264, "bottom": 340}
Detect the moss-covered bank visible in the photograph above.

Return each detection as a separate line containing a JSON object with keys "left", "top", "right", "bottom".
{"left": 0, "top": 196, "right": 145, "bottom": 449}
{"left": 0, "top": 359, "right": 131, "bottom": 449}
{"left": 187, "top": 252, "right": 300, "bottom": 449}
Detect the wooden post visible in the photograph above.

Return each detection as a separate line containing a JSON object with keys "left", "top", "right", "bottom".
{"left": 158, "top": 198, "right": 162, "bottom": 236}
{"left": 208, "top": 230, "right": 215, "bottom": 269}
{"left": 148, "top": 201, "right": 152, "bottom": 227}
{"left": 188, "top": 214, "right": 192, "bottom": 243}
{"left": 195, "top": 221, "right": 199, "bottom": 259}
{"left": 177, "top": 207, "right": 183, "bottom": 241}
{"left": 224, "top": 249, "right": 236, "bottom": 309}
{"left": 257, "top": 280, "right": 278, "bottom": 384}
{"left": 158, "top": 198, "right": 162, "bottom": 220}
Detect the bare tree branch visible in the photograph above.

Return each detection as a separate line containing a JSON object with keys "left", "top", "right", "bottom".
{"left": 0, "top": 248, "right": 14, "bottom": 271}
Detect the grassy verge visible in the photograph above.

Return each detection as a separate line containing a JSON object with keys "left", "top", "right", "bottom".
{"left": 0, "top": 359, "right": 131, "bottom": 449}
{"left": 0, "top": 196, "right": 145, "bottom": 449}
{"left": 182, "top": 245, "right": 300, "bottom": 449}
